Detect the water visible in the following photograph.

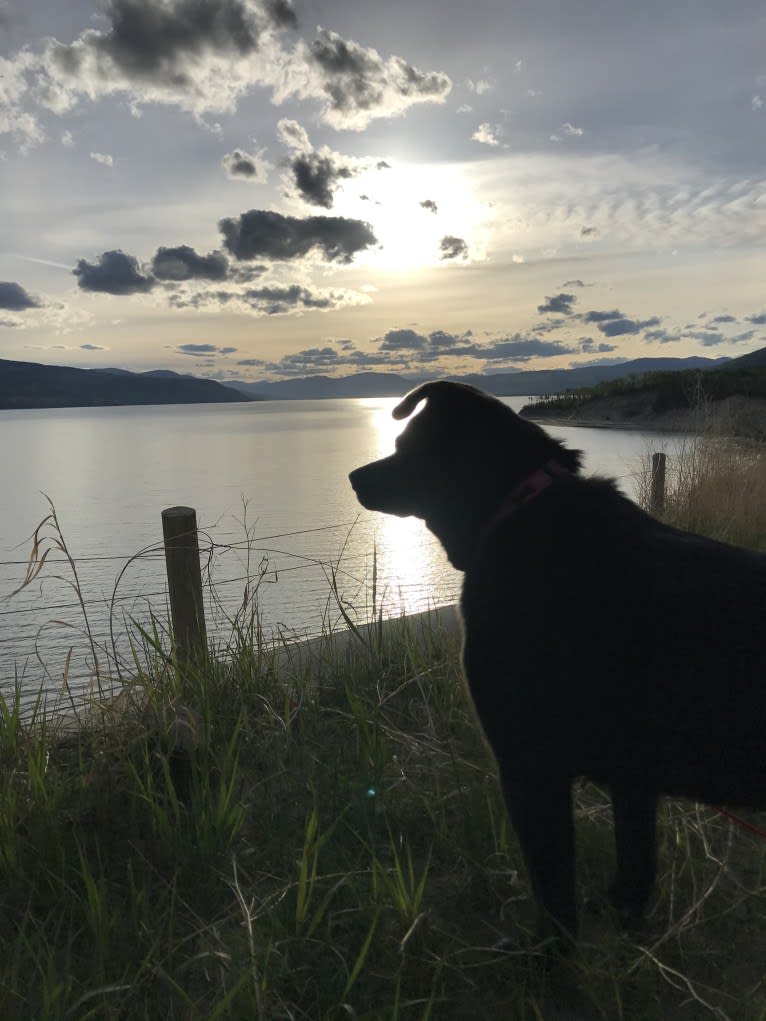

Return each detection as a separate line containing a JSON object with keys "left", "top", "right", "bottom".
{"left": 0, "top": 397, "right": 681, "bottom": 706}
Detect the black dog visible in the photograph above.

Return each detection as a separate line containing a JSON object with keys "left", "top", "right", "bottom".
{"left": 349, "top": 380, "right": 766, "bottom": 942}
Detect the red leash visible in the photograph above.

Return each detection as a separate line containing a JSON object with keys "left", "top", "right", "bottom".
{"left": 714, "top": 806, "right": 766, "bottom": 840}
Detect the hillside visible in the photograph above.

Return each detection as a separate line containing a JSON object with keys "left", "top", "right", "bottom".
{"left": 520, "top": 353, "right": 766, "bottom": 436}
{"left": 0, "top": 359, "right": 254, "bottom": 410}
{"left": 227, "top": 355, "right": 728, "bottom": 400}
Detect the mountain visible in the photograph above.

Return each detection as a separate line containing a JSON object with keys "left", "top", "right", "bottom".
{"left": 0, "top": 358, "right": 255, "bottom": 410}
{"left": 228, "top": 355, "right": 730, "bottom": 401}
{"left": 721, "top": 344, "right": 766, "bottom": 370}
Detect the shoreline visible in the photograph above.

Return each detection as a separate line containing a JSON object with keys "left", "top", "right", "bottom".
{"left": 522, "top": 393, "right": 766, "bottom": 438}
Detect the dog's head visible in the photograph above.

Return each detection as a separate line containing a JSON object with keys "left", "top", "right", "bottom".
{"left": 349, "top": 380, "right": 581, "bottom": 570}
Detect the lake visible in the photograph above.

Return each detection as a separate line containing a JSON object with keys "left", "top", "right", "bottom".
{"left": 0, "top": 397, "right": 682, "bottom": 707}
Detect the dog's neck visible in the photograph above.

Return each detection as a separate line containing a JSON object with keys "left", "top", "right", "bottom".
{"left": 476, "top": 460, "right": 570, "bottom": 554}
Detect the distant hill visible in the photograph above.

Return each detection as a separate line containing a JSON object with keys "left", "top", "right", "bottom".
{"left": 721, "top": 345, "right": 766, "bottom": 370}
{"left": 227, "top": 355, "right": 730, "bottom": 401}
{"left": 0, "top": 358, "right": 255, "bottom": 410}
{"left": 519, "top": 347, "right": 766, "bottom": 437}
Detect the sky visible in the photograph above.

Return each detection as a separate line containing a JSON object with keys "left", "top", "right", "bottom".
{"left": 1, "top": 0, "right": 765, "bottom": 382}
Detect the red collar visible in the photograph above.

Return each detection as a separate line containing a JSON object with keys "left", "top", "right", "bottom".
{"left": 477, "top": 460, "right": 569, "bottom": 551}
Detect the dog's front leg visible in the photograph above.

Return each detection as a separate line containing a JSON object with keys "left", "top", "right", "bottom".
{"left": 609, "top": 785, "right": 657, "bottom": 928}
{"left": 498, "top": 765, "right": 577, "bottom": 946}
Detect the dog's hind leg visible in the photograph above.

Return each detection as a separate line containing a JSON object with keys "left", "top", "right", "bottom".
{"left": 609, "top": 785, "right": 658, "bottom": 928}
{"left": 499, "top": 767, "right": 577, "bottom": 945}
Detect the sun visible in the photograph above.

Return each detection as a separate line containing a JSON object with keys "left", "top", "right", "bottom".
{"left": 333, "top": 161, "right": 488, "bottom": 272}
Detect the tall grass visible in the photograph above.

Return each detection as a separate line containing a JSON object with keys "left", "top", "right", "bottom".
{"left": 1, "top": 501, "right": 765, "bottom": 1019}
{"left": 638, "top": 434, "right": 766, "bottom": 550}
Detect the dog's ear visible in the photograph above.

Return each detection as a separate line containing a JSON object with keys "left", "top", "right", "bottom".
{"left": 392, "top": 380, "right": 481, "bottom": 421}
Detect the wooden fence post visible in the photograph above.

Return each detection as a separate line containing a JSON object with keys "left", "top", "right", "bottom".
{"left": 162, "top": 506, "right": 207, "bottom": 668}
{"left": 650, "top": 452, "right": 666, "bottom": 516}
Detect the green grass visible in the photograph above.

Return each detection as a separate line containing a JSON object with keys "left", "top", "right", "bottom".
{"left": 2, "top": 506, "right": 766, "bottom": 1018}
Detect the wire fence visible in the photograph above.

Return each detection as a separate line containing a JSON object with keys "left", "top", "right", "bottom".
{"left": 0, "top": 511, "right": 459, "bottom": 714}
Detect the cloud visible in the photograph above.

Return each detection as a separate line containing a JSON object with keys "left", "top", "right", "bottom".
{"left": 419, "top": 199, "right": 438, "bottom": 214}
{"left": 583, "top": 309, "right": 625, "bottom": 324}
{"left": 598, "top": 316, "right": 661, "bottom": 337}
{"left": 537, "top": 292, "right": 577, "bottom": 315}
{"left": 73, "top": 250, "right": 156, "bottom": 294}
{"left": 439, "top": 235, "right": 468, "bottom": 260}
{"left": 644, "top": 328, "right": 681, "bottom": 344}
{"left": 89, "top": 151, "right": 113, "bottom": 166}
{"left": 747, "top": 312, "right": 766, "bottom": 325}
{"left": 380, "top": 328, "right": 427, "bottom": 351}
{"left": 580, "top": 226, "right": 598, "bottom": 236}
{"left": 472, "top": 122, "right": 502, "bottom": 146}
{"left": 277, "top": 119, "right": 357, "bottom": 208}
{"left": 0, "top": 50, "right": 45, "bottom": 151}
{"left": 222, "top": 147, "right": 271, "bottom": 181}
{"left": 710, "top": 314, "right": 736, "bottom": 323}
{"left": 550, "top": 122, "right": 584, "bottom": 142}
{"left": 279, "top": 27, "right": 452, "bottom": 130}
{"left": 79, "top": 343, "right": 107, "bottom": 350}
{"left": 172, "top": 343, "right": 238, "bottom": 356}
{"left": 483, "top": 336, "right": 577, "bottom": 362}
{"left": 219, "top": 208, "right": 377, "bottom": 262}
{"left": 62, "top": 130, "right": 74, "bottom": 146}
{"left": 39, "top": 0, "right": 298, "bottom": 119}
{"left": 0, "top": 281, "right": 42, "bottom": 310}
{"left": 578, "top": 338, "right": 617, "bottom": 354}
{"left": 151, "top": 245, "right": 229, "bottom": 281}
{"left": 466, "top": 78, "right": 492, "bottom": 95}
{"left": 562, "top": 279, "right": 587, "bottom": 287}
{"left": 168, "top": 280, "right": 369, "bottom": 315}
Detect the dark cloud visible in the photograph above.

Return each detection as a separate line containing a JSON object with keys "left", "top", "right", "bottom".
{"left": 710, "top": 314, "right": 736, "bottom": 323}
{"left": 223, "top": 149, "right": 260, "bottom": 179}
{"left": 0, "top": 281, "right": 42, "bottom": 310}
{"left": 439, "top": 235, "right": 468, "bottom": 260}
{"left": 578, "top": 338, "right": 617, "bottom": 354}
{"left": 687, "top": 330, "right": 727, "bottom": 347}
{"left": 173, "top": 343, "right": 237, "bottom": 356}
{"left": 304, "top": 28, "right": 451, "bottom": 129}
{"left": 219, "top": 208, "right": 377, "bottom": 263}
{"left": 80, "top": 343, "right": 107, "bottom": 350}
{"left": 562, "top": 279, "right": 587, "bottom": 288}
{"left": 288, "top": 151, "right": 355, "bottom": 208}
{"left": 747, "top": 312, "right": 766, "bottom": 325}
{"left": 381, "top": 328, "right": 427, "bottom": 351}
{"left": 580, "top": 226, "right": 598, "bottom": 236}
{"left": 537, "top": 292, "right": 577, "bottom": 315}
{"left": 483, "top": 337, "right": 577, "bottom": 362}
{"left": 583, "top": 308, "right": 624, "bottom": 323}
{"left": 376, "top": 160, "right": 391, "bottom": 170}
{"left": 151, "top": 245, "right": 229, "bottom": 281}
{"left": 420, "top": 199, "right": 438, "bottom": 214}
{"left": 263, "top": 0, "right": 298, "bottom": 30}
{"left": 168, "top": 280, "right": 356, "bottom": 315}
{"left": 644, "top": 328, "right": 681, "bottom": 344}
{"left": 50, "top": 0, "right": 287, "bottom": 84}
{"left": 242, "top": 283, "right": 334, "bottom": 313}
{"left": 428, "top": 329, "right": 460, "bottom": 348}
{"left": 595, "top": 316, "right": 661, "bottom": 337}
{"left": 73, "top": 250, "right": 156, "bottom": 294}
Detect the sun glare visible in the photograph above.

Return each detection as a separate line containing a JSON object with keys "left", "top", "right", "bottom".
{"left": 353, "top": 398, "right": 451, "bottom": 615}
{"left": 334, "top": 162, "right": 488, "bottom": 272}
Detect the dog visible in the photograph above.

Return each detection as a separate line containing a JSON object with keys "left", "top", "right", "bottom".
{"left": 349, "top": 380, "right": 766, "bottom": 944}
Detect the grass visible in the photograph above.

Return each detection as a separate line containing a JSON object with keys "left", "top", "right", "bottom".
{"left": 637, "top": 433, "right": 766, "bottom": 551}
{"left": 1, "top": 476, "right": 766, "bottom": 1019}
